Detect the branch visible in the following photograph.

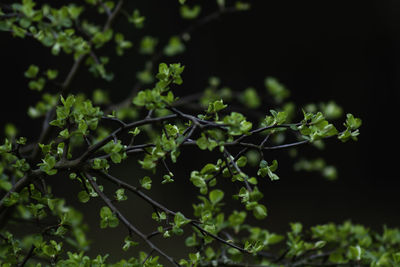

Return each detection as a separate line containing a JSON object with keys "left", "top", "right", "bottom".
{"left": 102, "top": 0, "right": 124, "bottom": 32}
{"left": 85, "top": 173, "right": 180, "bottom": 267}
{"left": 93, "top": 171, "right": 249, "bottom": 254}
{"left": 17, "top": 245, "right": 35, "bottom": 267}
{"left": 0, "top": 169, "right": 43, "bottom": 214}
{"left": 30, "top": 0, "right": 125, "bottom": 161}
{"left": 78, "top": 114, "right": 178, "bottom": 162}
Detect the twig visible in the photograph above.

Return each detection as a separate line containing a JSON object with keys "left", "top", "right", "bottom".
{"left": 85, "top": 173, "right": 180, "bottom": 267}
{"left": 17, "top": 245, "right": 35, "bottom": 267}
{"left": 93, "top": 171, "right": 249, "bottom": 253}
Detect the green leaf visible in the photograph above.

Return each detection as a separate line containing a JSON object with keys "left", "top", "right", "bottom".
{"left": 209, "top": 189, "right": 224, "bottom": 204}
{"left": 115, "top": 188, "right": 127, "bottom": 201}
{"left": 162, "top": 174, "right": 175, "bottom": 184}
{"left": 139, "top": 36, "right": 158, "bottom": 55}
{"left": 257, "top": 160, "right": 279, "bottom": 181}
{"left": 128, "top": 9, "right": 145, "bottom": 28}
{"left": 174, "top": 212, "right": 190, "bottom": 228}
{"left": 122, "top": 236, "right": 138, "bottom": 251}
{"left": 345, "top": 113, "right": 362, "bottom": 130}
{"left": 235, "top": 1, "right": 251, "bottom": 11}
{"left": 128, "top": 127, "right": 141, "bottom": 136}
{"left": 28, "top": 77, "right": 46, "bottom": 91}
{"left": 140, "top": 176, "right": 152, "bottom": 190}
{"left": 236, "top": 156, "right": 247, "bottom": 168}
{"left": 207, "top": 99, "right": 227, "bottom": 114}
{"left": 239, "top": 88, "right": 260, "bottom": 109}
{"left": 347, "top": 245, "right": 362, "bottom": 261}
{"left": 100, "top": 206, "right": 113, "bottom": 218}
{"left": 180, "top": 5, "right": 201, "bottom": 19}
{"left": 38, "top": 154, "right": 58, "bottom": 175}
{"left": 77, "top": 191, "right": 90, "bottom": 203}
{"left": 190, "top": 171, "right": 207, "bottom": 188}
{"left": 99, "top": 206, "right": 119, "bottom": 228}
{"left": 0, "top": 179, "right": 12, "bottom": 191}
{"left": 196, "top": 134, "right": 218, "bottom": 151}
{"left": 164, "top": 36, "right": 185, "bottom": 56}
{"left": 59, "top": 128, "right": 69, "bottom": 138}
{"left": 25, "top": 64, "right": 39, "bottom": 78}
{"left": 265, "top": 77, "right": 290, "bottom": 103}
{"left": 200, "top": 163, "right": 219, "bottom": 174}
{"left": 4, "top": 123, "right": 17, "bottom": 138}
{"left": 46, "top": 69, "right": 58, "bottom": 80}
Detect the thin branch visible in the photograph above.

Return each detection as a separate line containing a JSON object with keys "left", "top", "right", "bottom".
{"left": 85, "top": 173, "right": 180, "bottom": 267}
{"left": 78, "top": 114, "right": 178, "bottom": 162}
{"left": 17, "top": 245, "right": 35, "bottom": 267}
{"left": 0, "top": 170, "right": 42, "bottom": 214}
{"left": 224, "top": 149, "right": 252, "bottom": 192}
{"left": 30, "top": 0, "right": 125, "bottom": 161}
{"left": 93, "top": 171, "right": 249, "bottom": 254}
{"left": 102, "top": 0, "right": 124, "bottom": 32}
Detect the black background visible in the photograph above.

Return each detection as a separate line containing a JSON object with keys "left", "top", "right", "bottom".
{"left": 1, "top": 0, "right": 399, "bottom": 261}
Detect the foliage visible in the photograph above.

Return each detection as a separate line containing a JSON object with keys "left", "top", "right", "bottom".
{"left": 0, "top": 0, "right": 398, "bottom": 266}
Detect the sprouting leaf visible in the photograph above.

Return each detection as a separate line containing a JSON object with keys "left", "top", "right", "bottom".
{"left": 140, "top": 176, "right": 152, "bottom": 190}
{"left": 257, "top": 160, "right": 279, "bottom": 181}
{"left": 122, "top": 236, "right": 138, "bottom": 251}
{"left": 99, "top": 206, "right": 119, "bottom": 228}
{"left": 344, "top": 113, "right": 362, "bottom": 130}
{"left": 115, "top": 188, "right": 127, "bottom": 201}
{"left": 128, "top": 9, "right": 145, "bottom": 28}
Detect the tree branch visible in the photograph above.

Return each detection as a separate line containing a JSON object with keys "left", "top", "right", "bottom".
{"left": 85, "top": 173, "right": 180, "bottom": 267}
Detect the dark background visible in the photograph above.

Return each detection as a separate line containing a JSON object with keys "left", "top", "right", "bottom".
{"left": 1, "top": 0, "right": 399, "bottom": 261}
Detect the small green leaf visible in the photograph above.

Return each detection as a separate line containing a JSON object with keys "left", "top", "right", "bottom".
{"left": 348, "top": 245, "right": 362, "bottom": 261}
{"left": 180, "top": 5, "right": 201, "bottom": 19}
{"left": 140, "top": 176, "right": 152, "bottom": 190}
{"left": 164, "top": 36, "right": 185, "bottom": 56}
{"left": 122, "top": 236, "right": 138, "bottom": 251}
{"left": 59, "top": 128, "right": 69, "bottom": 138}
{"left": 115, "top": 188, "right": 127, "bottom": 201}
{"left": 209, "top": 189, "right": 224, "bottom": 204}
{"left": 25, "top": 64, "right": 39, "bottom": 78}
{"left": 265, "top": 77, "right": 290, "bottom": 103}
{"left": 253, "top": 204, "right": 267, "bottom": 220}
{"left": 77, "top": 191, "right": 90, "bottom": 203}
{"left": 46, "top": 69, "right": 58, "bottom": 80}
{"left": 28, "top": 77, "right": 46, "bottom": 91}
{"left": 239, "top": 88, "right": 260, "bottom": 109}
